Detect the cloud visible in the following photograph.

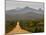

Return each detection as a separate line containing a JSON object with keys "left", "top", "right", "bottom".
{"left": 16, "top": 0, "right": 44, "bottom": 2}
{"left": 16, "top": 1, "right": 44, "bottom": 9}
{"left": 6, "top": 0, "right": 44, "bottom": 10}
{"left": 6, "top": 0, "right": 16, "bottom": 10}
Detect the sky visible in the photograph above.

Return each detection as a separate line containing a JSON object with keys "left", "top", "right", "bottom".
{"left": 6, "top": 0, "right": 44, "bottom": 10}
{"left": 16, "top": 1, "right": 44, "bottom": 9}
{"left": 6, "top": 0, "right": 16, "bottom": 10}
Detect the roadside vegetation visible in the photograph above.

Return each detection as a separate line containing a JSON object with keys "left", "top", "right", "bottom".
{"left": 5, "top": 18, "right": 44, "bottom": 33}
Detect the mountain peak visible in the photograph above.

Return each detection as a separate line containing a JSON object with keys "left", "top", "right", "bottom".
{"left": 24, "top": 7, "right": 30, "bottom": 9}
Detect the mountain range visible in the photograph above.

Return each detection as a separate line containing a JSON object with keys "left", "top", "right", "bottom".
{"left": 5, "top": 7, "right": 44, "bottom": 20}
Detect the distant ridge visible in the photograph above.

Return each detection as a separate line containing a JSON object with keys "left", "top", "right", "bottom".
{"left": 6, "top": 7, "right": 44, "bottom": 20}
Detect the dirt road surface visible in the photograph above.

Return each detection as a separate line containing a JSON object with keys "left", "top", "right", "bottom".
{"left": 6, "top": 21, "right": 30, "bottom": 35}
